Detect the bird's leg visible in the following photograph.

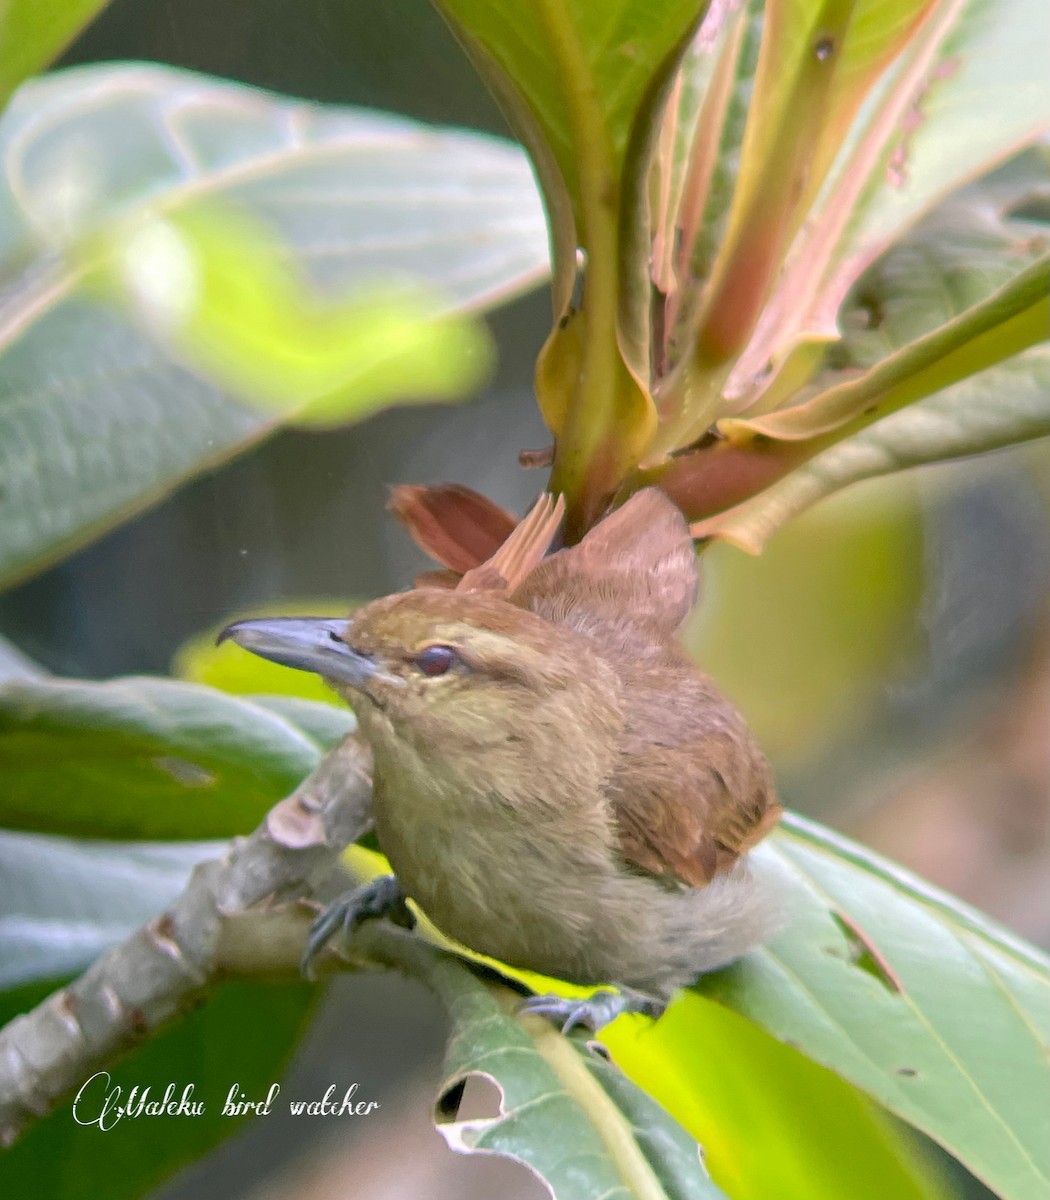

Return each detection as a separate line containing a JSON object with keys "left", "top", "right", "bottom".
{"left": 302, "top": 874, "right": 415, "bottom": 977}
{"left": 518, "top": 987, "right": 665, "bottom": 1034}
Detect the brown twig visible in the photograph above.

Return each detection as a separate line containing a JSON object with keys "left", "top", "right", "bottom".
{"left": 0, "top": 733, "right": 374, "bottom": 1147}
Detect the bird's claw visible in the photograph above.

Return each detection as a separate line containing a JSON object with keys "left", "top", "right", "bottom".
{"left": 302, "top": 874, "right": 415, "bottom": 978}
{"left": 518, "top": 988, "right": 663, "bottom": 1034}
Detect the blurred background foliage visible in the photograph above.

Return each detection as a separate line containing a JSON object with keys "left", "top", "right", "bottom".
{"left": 0, "top": 1, "right": 1045, "bottom": 1199}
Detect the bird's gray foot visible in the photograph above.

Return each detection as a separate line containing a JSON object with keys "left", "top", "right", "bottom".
{"left": 302, "top": 874, "right": 415, "bottom": 977}
{"left": 518, "top": 988, "right": 664, "bottom": 1033}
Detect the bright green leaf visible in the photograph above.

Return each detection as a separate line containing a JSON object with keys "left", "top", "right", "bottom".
{"left": 0, "top": 675, "right": 355, "bottom": 839}
{"left": 0, "top": 0, "right": 110, "bottom": 111}
{"left": 399, "top": 941, "right": 726, "bottom": 1199}
{"left": 606, "top": 994, "right": 948, "bottom": 1200}
{"left": 87, "top": 205, "right": 494, "bottom": 425}
{"left": 698, "top": 815, "right": 1050, "bottom": 1200}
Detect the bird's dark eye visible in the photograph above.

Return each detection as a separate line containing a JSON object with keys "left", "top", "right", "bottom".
{"left": 414, "top": 645, "right": 458, "bottom": 677}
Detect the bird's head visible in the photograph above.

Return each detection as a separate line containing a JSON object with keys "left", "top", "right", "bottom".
{"left": 220, "top": 588, "right": 623, "bottom": 777}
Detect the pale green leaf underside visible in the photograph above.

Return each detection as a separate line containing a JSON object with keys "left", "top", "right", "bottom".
{"left": 701, "top": 815, "right": 1050, "bottom": 1200}
{"left": 0, "top": 63, "right": 550, "bottom": 590}
{"left": 0, "top": 829, "right": 220, "bottom": 988}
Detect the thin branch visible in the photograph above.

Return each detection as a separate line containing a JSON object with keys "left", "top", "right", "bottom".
{"left": 0, "top": 732, "right": 374, "bottom": 1147}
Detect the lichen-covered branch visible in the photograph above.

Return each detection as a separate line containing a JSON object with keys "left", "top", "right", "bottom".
{"left": 0, "top": 733, "right": 374, "bottom": 1147}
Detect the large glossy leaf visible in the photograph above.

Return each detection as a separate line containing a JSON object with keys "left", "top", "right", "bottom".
{"left": 698, "top": 815, "right": 1050, "bottom": 1200}
{"left": 430, "top": 0, "right": 705, "bottom": 285}
{"left": 0, "top": 674, "right": 355, "bottom": 839}
{"left": 693, "top": 345, "right": 1049, "bottom": 549}
{"left": 0, "top": 63, "right": 549, "bottom": 590}
{"left": 0, "top": 828, "right": 218, "bottom": 988}
{"left": 605, "top": 994, "right": 947, "bottom": 1200}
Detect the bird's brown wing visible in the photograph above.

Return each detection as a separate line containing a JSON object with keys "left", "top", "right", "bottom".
{"left": 505, "top": 487, "right": 775, "bottom": 884}
{"left": 608, "top": 657, "right": 782, "bottom": 886}
{"left": 511, "top": 488, "right": 698, "bottom": 635}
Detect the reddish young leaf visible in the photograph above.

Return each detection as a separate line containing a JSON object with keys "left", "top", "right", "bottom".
{"left": 387, "top": 484, "right": 518, "bottom": 573}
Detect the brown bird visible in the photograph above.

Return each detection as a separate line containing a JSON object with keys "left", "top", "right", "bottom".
{"left": 222, "top": 488, "right": 783, "bottom": 1028}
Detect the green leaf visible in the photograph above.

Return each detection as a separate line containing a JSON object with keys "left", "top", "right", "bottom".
{"left": 0, "top": 675, "right": 355, "bottom": 839}
{"left": 87, "top": 205, "right": 495, "bottom": 425}
{"left": 605, "top": 994, "right": 947, "bottom": 1200}
{"left": 0, "top": 0, "right": 110, "bottom": 112}
{"left": 430, "top": 0, "right": 705, "bottom": 532}
{"left": 0, "top": 976, "right": 314, "bottom": 1200}
{"left": 724, "top": 253, "right": 1048, "bottom": 442}
{"left": 0, "top": 62, "right": 549, "bottom": 590}
{"left": 698, "top": 814, "right": 1050, "bottom": 1200}
{"left": 403, "top": 941, "right": 726, "bottom": 1199}
{"left": 0, "top": 828, "right": 217, "bottom": 988}
{"left": 430, "top": 0, "right": 705, "bottom": 282}
{"left": 686, "top": 479, "right": 924, "bottom": 758}
{"left": 694, "top": 346, "right": 1049, "bottom": 551}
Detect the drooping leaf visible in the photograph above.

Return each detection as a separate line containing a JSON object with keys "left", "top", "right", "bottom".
{"left": 697, "top": 814, "right": 1050, "bottom": 1200}
{"left": 0, "top": 62, "right": 549, "bottom": 590}
{"left": 0, "top": 675, "right": 355, "bottom": 839}
{"left": 399, "top": 941, "right": 726, "bottom": 1200}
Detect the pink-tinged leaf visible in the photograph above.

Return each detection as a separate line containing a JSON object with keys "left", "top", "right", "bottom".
{"left": 728, "top": 0, "right": 1050, "bottom": 406}
{"left": 691, "top": 0, "right": 941, "bottom": 372}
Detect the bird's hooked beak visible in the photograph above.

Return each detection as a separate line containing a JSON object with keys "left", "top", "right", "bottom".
{"left": 218, "top": 617, "right": 380, "bottom": 690}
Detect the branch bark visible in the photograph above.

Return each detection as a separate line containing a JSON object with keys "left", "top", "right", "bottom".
{"left": 0, "top": 732, "right": 374, "bottom": 1147}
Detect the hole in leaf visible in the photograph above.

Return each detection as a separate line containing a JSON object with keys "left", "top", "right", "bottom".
{"left": 831, "top": 912, "right": 902, "bottom": 993}
{"left": 896, "top": 1066, "right": 919, "bottom": 1078}
{"left": 436, "top": 1073, "right": 502, "bottom": 1124}
{"left": 437, "top": 1079, "right": 465, "bottom": 1119}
